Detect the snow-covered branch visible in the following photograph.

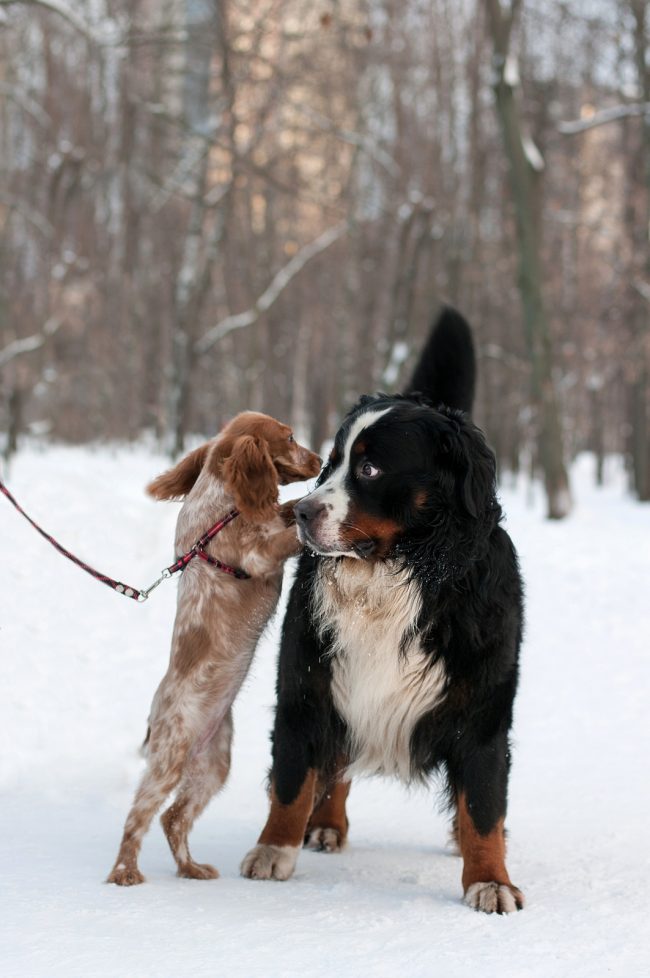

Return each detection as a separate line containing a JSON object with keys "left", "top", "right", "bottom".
{"left": 0, "top": 318, "right": 61, "bottom": 369}
{"left": 521, "top": 134, "right": 545, "bottom": 172}
{"left": 559, "top": 103, "right": 650, "bottom": 135}
{"left": 195, "top": 223, "right": 347, "bottom": 354}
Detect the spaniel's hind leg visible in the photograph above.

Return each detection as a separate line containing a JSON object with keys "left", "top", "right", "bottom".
{"left": 161, "top": 709, "right": 233, "bottom": 880}
{"left": 107, "top": 738, "right": 190, "bottom": 886}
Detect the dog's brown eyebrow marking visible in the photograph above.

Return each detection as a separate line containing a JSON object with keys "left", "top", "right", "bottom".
{"left": 353, "top": 441, "right": 366, "bottom": 455}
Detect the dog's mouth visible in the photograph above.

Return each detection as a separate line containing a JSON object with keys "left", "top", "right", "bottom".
{"left": 297, "top": 524, "right": 375, "bottom": 559}
{"left": 275, "top": 451, "right": 322, "bottom": 485}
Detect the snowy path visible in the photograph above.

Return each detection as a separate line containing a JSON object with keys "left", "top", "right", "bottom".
{"left": 1, "top": 448, "right": 649, "bottom": 977}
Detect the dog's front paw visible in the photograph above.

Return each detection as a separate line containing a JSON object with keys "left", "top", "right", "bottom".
{"left": 107, "top": 863, "right": 145, "bottom": 887}
{"left": 240, "top": 844, "right": 299, "bottom": 881}
{"left": 304, "top": 826, "right": 345, "bottom": 852}
{"left": 464, "top": 881, "right": 524, "bottom": 914}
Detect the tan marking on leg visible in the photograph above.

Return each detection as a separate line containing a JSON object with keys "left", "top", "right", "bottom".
{"left": 449, "top": 795, "right": 460, "bottom": 855}
{"left": 458, "top": 792, "right": 510, "bottom": 888}
{"left": 259, "top": 769, "right": 317, "bottom": 848}
{"left": 241, "top": 770, "right": 317, "bottom": 880}
{"left": 305, "top": 776, "right": 350, "bottom": 852}
{"left": 458, "top": 793, "right": 524, "bottom": 912}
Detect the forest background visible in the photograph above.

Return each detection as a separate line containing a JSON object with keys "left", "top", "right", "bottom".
{"left": 1, "top": 0, "right": 649, "bottom": 518}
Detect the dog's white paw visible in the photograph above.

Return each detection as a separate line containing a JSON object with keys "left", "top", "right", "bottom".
{"left": 464, "top": 881, "right": 524, "bottom": 914}
{"left": 304, "top": 827, "right": 345, "bottom": 852}
{"left": 240, "top": 844, "right": 299, "bottom": 881}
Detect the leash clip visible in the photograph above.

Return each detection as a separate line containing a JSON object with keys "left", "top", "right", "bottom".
{"left": 138, "top": 567, "right": 172, "bottom": 602}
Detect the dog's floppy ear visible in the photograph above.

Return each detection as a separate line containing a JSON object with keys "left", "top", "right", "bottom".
{"left": 146, "top": 443, "right": 210, "bottom": 500}
{"left": 437, "top": 412, "right": 496, "bottom": 520}
{"left": 457, "top": 429, "right": 497, "bottom": 520}
{"left": 221, "top": 435, "right": 278, "bottom": 522}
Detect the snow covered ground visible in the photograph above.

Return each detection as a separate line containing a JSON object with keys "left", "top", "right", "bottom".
{"left": 1, "top": 445, "right": 649, "bottom": 978}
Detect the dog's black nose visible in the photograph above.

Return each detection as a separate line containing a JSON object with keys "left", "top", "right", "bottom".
{"left": 294, "top": 498, "right": 326, "bottom": 524}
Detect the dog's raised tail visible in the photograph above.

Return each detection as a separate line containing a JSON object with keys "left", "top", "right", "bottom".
{"left": 406, "top": 305, "right": 476, "bottom": 415}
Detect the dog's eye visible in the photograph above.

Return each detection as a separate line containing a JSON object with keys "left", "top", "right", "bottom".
{"left": 287, "top": 433, "right": 295, "bottom": 443}
{"left": 358, "top": 461, "right": 381, "bottom": 479}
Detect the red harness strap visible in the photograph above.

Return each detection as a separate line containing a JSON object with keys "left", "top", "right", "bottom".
{"left": 0, "top": 475, "right": 249, "bottom": 602}
{"left": 164, "top": 509, "right": 251, "bottom": 582}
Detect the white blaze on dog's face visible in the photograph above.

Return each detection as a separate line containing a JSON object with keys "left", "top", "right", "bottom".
{"left": 294, "top": 394, "right": 496, "bottom": 562}
{"left": 294, "top": 404, "right": 398, "bottom": 558}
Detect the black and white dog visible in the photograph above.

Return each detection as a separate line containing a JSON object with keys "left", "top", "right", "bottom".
{"left": 241, "top": 307, "right": 524, "bottom": 914}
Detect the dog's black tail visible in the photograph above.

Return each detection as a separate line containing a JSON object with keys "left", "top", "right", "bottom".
{"left": 405, "top": 305, "right": 476, "bottom": 415}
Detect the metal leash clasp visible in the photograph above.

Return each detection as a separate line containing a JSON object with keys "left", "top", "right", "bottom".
{"left": 137, "top": 567, "right": 172, "bottom": 602}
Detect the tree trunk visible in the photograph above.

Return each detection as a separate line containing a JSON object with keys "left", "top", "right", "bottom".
{"left": 167, "top": 0, "right": 226, "bottom": 456}
{"left": 485, "top": 0, "right": 570, "bottom": 518}
{"left": 628, "top": 0, "right": 650, "bottom": 500}
{"left": 4, "top": 385, "right": 23, "bottom": 463}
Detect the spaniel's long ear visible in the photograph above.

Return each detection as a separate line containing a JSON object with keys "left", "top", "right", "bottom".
{"left": 146, "top": 443, "right": 210, "bottom": 500}
{"left": 221, "top": 435, "right": 278, "bottom": 522}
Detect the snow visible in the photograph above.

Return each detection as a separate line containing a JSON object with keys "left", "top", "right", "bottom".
{"left": 1, "top": 447, "right": 649, "bottom": 977}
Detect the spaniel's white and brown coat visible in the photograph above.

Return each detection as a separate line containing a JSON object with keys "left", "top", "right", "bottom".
{"left": 107, "top": 412, "right": 320, "bottom": 885}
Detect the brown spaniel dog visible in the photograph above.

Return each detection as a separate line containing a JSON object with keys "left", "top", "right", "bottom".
{"left": 107, "top": 412, "right": 320, "bottom": 885}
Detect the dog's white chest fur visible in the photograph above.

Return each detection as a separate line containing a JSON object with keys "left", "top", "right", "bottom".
{"left": 314, "top": 559, "right": 447, "bottom": 782}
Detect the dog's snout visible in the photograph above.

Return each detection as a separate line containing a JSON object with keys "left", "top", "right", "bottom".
{"left": 294, "top": 498, "right": 326, "bottom": 524}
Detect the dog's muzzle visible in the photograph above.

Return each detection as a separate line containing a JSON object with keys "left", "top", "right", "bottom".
{"left": 294, "top": 497, "right": 376, "bottom": 558}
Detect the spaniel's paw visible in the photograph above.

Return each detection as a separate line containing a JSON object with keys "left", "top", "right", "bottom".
{"left": 107, "top": 863, "right": 145, "bottom": 887}
{"left": 177, "top": 860, "right": 219, "bottom": 880}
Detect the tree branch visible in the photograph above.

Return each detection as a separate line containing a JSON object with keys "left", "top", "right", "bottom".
{"left": 195, "top": 223, "right": 347, "bottom": 354}
{"left": 291, "top": 103, "right": 401, "bottom": 178}
{"left": 0, "top": 191, "right": 54, "bottom": 237}
{"left": 0, "top": 81, "right": 51, "bottom": 129}
{"left": 558, "top": 102, "right": 650, "bottom": 135}
{"left": 0, "top": 318, "right": 61, "bottom": 369}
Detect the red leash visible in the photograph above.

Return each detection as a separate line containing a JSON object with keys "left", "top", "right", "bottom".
{"left": 0, "top": 475, "right": 249, "bottom": 602}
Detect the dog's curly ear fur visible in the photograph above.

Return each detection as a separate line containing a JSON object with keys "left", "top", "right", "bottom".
{"left": 222, "top": 435, "right": 278, "bottom": 522}
{"left": 456, "top": 427, "right": 498, "bottom": 521}
{"left": 147, "top": 443, "right": 210, "bottom": 500}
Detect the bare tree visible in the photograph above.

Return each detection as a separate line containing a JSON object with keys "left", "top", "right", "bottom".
{"left": 485, "top": 0, "right": 570, "bottom": 518}
{"left": 627, "top": 0, "right": 650, "bottom": 499}
{"left": 0, "top": 0, "right": 646, "bottom": 505}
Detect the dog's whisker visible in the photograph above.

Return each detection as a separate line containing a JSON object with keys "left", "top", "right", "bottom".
{"left": 341, "top": 521, "right": 373, "bottom": 542}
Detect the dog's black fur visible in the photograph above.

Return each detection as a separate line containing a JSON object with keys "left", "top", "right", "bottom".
{"left": 245, "top": 307, "right": 524, "bottom": 912}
